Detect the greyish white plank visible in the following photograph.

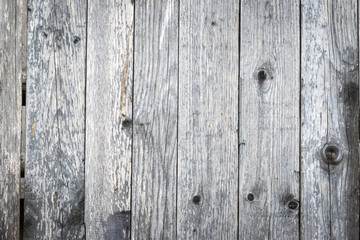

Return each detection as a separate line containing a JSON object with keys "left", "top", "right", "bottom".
{"left": 177, "top": 1, "right": 239, "bottom": 239}
{"left": 132, "top": 0, "right": 178, "bottom": 239}
{"left": 25, "top": 0, "right": 86, "bottom": 238}
{"left": 85, "top": 0, "right": 133, "bottom": 239}
{"left": 301, "top": 0, "right": 359, "bottom": 238}
{"left": 0, "top": 0, "right": 21, "bottom": 238}
{"left": 239, "top": 0, "right": 301, "bottom": 239}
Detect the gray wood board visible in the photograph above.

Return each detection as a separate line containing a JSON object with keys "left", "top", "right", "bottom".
{"left": 177, "top": 1, "right": 239, "bottom": 239}
{"left": 239, "top": 0, "right": 301, "bottom": 239}
{"left": 0, "top": 0, "right": 21, "bottom": 239}
{"left": 301, "top": 0, "right": 359, "bottom": 238}
{"left": 25, "top": 0, "right": 86, "bottom": 238}
{"left": 85, "top": 0, "right": 133, "bottom": 239}
{"left": 132, "top": 0, "right": 178, "bottom": 239}
{"left": 17, "top": 0, "right": 28, "bottom": 85}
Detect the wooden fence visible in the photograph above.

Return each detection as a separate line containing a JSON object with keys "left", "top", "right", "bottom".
{"left": 0, "top": 0, "right": 359, "bottom": 239}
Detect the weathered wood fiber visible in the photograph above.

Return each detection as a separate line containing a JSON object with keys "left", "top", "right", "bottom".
{"left": 0, "top": 0, "right": 21, "bottom": 239}
{"left": 177, "top": 1, "right": 239, "bottom": 239}
{"left": 132, "top": 0, "right": 178, "bottom": 239}
{"left": 301, "top": 0, "right": 359, "bottom": 239}
{"left": 85, "top": 0, "right": 133, "bottom": 239}
{"left": 25, "top": 0, "right": 86, "bottom": 238}
{"left": 238, "top": 1, "right": 300, "bottom": 239}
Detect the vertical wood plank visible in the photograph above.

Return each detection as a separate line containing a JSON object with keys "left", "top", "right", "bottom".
{"left": 132, "top": 0, "right": 178, "bottom": 239}
{"left": 16, "top": 0, "right": 28, "bottom": 85}
{"left": 301, "top": 0, "right": 359, "bottom": 238}
{"left": 25, "top": 0, "right": 86, "bottom": 238}
{"left": 85, "top": 0, "right": 133, "bottom": 239}
{"left": 177, "top": 1, "right": 239, "bottom": 238}
{"left": 239, "top": 1, "right": 300, "bottom": 239}
{"left": 0, "top": 0, "right": 21, "bottom": 239}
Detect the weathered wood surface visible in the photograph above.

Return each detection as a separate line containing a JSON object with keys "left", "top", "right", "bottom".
{"left": 0, "top": 1, "right": 359, "bottom": 239}
{"left": 25, "top": 0, "right": 86, "bottom": 238}
{"left": 301, "top": 0, "right": 359, "bottom": 239}
{"left": 17, "top": 0, "right": 28, "bottom": 86}
{"left": 132, "top": 0, "right": 178, "bottom": 239}
{"left": 239, "top": 1, "right": 300, "bottom": 239}
{"left": 85, "top": 0, "right": 133, "bottom": 239}
{"left": 177, "top": 1, "right": 239, "bottom": 238}
{"left": 0, "top": 0, "right": 21, "bottom": 239}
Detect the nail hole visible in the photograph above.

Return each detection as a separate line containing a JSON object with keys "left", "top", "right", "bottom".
{"left": 192, "top": 195, "right": 201, "bottom": 204}
{"left": 288, "top": 200, "right": 299, "bottom": 210}
{"left": 211, "top": 21, "right": 216, "bottom": 26}
{"left": 247, "top": 193, "right": 255, "bottom": 201}
{"left": 257, "top": 70, "right": 267, "bottom": 81}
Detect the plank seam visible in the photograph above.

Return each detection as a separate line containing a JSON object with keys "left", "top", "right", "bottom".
{"left": 176, "top": 0, "right": 180, "bottom": 238}
{"left": 130, "top": 0, "right": 135, "bottom": 238}
{"left": 84, "top": 0, "right": 89, "bottom": 237}
{"left": 237, "top": 0, "right": 241, "bottom": 239}
{"left": 299, "top": 1, "right": 302, "bottom": 240}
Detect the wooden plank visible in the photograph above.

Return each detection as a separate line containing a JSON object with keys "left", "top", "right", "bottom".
{"left": 0, "top": 0, "right": 21, "bottom": 239}
{"left": 16, "top": 0, "right": 28, "bottom": 85}
{"left": 24, "top": 0, "right": 86, "bottom": 238}
{"left": 238, "top": 1, "right": 300, "bottom": 239}
{"left": 301, "top": 0, "right": 359, "bottom": 238}
{"left": 85, "top": 0, "right": 133, "bottom": 239}
{"left": 132, "top": 0, "right": 178, "bottom": 239}
{"left": 177, "top": 1, "right": 239, "bottom": 238}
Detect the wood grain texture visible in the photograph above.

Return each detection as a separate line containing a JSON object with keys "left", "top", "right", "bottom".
{"left": 177, "top": 1, "right": 239, "bottom": 239}
{"left": 0, "top": 0, "right": 21, "bottom": 238}
{"left": 132, "top": 0, "right": 178, "bottom": 239}
{"left": 25, "top": 0, "right": 86, "bottom": 238}
{"left": 301, "top": 0, "right": 359, "bottom": 238}
{"left": 85, "top": 0, "right": 133, "bottom": 239}
{"left": 238, "top": 1, "right": 300, "bottom": 239}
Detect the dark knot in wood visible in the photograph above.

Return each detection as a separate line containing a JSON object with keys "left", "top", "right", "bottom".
{"left": 321, "top": 143, "right": 343, "bottom": 165}
{"left": 192, "top": 195, "right": 201, "bottom": 204}
{"left": 288, "top": 200, "right": 299, "bottom": 210}
{"left": 247, "top": 193, "right": 254, "bottom": 201}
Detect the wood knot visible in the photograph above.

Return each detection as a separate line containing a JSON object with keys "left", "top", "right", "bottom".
{"left": 288, "top": 200, "right": 299, "bottom": 210}
{"left": 73, "top": 36, "right": 81, "bottom": 44}
{"left": 254, "top": 62, "right": 274, "bottom": 93}
{"left": 321, "top": 143, "right": 343, "bottom": 165}
{"left": 257, "top": 70, "right": 267, "bottom": 81}
{"left": 192, "top": 195, "right": 201, "bottom": 204}
{"left": 247, "top": 193, "right": 255, "bottom": 201}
